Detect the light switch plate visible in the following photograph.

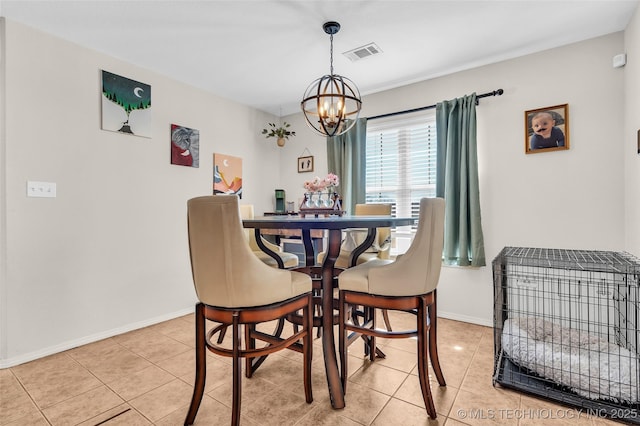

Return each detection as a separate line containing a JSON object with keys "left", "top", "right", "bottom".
{"left": 27, "top": 181, "right": 57, "bottom": 198}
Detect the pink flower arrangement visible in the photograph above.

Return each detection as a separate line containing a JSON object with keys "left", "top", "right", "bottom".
{"left": 303, "top": 173, "right": 340, "bottom": 192}
{"left": 324, "top": 173, "right": 339, "bottom": 189}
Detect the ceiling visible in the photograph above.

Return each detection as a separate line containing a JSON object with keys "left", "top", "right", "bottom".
{"left": 1, "top": 0, "right": 638, "bottom": 116}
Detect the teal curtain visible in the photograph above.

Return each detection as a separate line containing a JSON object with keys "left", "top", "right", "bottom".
{"left": 326, "top": 118, "right": 367, "bottom": 213}
{"left": 436, "top": 93, "right": 486, "bottom": 267}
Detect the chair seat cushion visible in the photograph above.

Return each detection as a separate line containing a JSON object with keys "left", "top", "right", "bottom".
{"left": 255, "top": 250, "right": 299, "bottom": 268}
{"left": 337, "top": 259, "right": 393, "bottom": 293}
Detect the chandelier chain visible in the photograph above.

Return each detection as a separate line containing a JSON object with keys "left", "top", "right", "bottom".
{"left": 329, "top": 33, "right": 334, "bottom": 75}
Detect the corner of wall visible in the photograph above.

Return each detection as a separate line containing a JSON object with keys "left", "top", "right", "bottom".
{"left": 0, "top": 17, "right": 8, "bottom": 362}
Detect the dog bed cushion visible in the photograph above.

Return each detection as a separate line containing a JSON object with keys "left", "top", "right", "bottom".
{"left": 502, "top": 317, "right": 639, "bottom": 402}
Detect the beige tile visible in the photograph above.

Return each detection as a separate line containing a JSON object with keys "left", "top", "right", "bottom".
{"left": 41, "top": 385, "right": 124, "bottom": 426}
{"left": 458, "top": 362, "right": 495, "bottom": 396}
{"left": 367, "top": 344, "right": 418, "bottom": 373}
{"left": 372, "top": 397, "right": 445, "bottom": 425}
{"left": 207, "top": 374, "right": 282, "bottom": 409}
{"left": 248, "top": 353, "right": 307, "bottom": 387}
{"left": 394, "top": 373, "right": 457, "bottom": 418}
{"left": 7, "top": 315, "right": 609, "bottom": 426}
{"left": 69, "top": 342, "right": 154, "bottom": 384}
{"left": 428, "top": 354, "right": 468, "bottom": 389}
{"left": 294, "top": 403, "right": 363, "bottom": 426}
{"left": 107, "top": 364, "right": 175, "bottom": 401}
{"left": 66, "top": 336, "right": 119, "bottom": 359}
{"left": 128, "top": 378, "right": 194, "bottom": 422}
{"left": 11, "top": 354, "right": 102, "bottom": 409}
{"left": 154, "top": 394, "right": 260, "bottom": 426}
{"left": 348, "top": 362, "right": 408, "bottom": 396}
{"left": 3, "top": 410, "right": 50, "bottom": 426}
{"left": 444, "top": 418, "right": 472, "bottom": 426}
{"left": 340, "top": 381, "right": 391, "bottom": 425}
{"left": 146, "top": 316, "right": 196, "bottom": 347}
{"left": 243, "top": 385, "right": 318, "bottom": 426}
{"left": 0, "top": 390, "right": 40, "bottom": 425}
{"left": 244, "top": 352, "right": 331, "bottom": 404}
{"left": 158, "top": 350, "right": 231, "bottom": 394}
{"left": 115, "top": 329, "right": 191, "bottom": 363}
{"left": 76, "top": 403, "right": 152, "bottom": 426}
{"left": 0, "top": 369, "right": 26, "bottom": 401}
{"left": 449, "top": 388, "right": 521, "bottom": 425}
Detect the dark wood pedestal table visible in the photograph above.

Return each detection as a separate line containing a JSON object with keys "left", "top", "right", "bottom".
{"left": 242, "top": 213, "right": 415, "bottom": 409}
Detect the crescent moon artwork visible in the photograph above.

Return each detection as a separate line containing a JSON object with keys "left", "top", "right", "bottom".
{"left": 213, "top": 153, "right": 243, "bottom": 198}
{"left": 101, "top": 70, "right": 152, "bottom": 138}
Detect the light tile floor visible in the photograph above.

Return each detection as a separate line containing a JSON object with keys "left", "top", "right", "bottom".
{"left": 0, "top": 311, "right": 624, "bottom": 425}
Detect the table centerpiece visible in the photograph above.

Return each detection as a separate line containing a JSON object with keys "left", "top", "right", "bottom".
{"left": 300, "top": 173, "right": 344, "bottom": 217}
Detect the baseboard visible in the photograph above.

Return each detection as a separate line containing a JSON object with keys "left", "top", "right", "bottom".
{"left": 0, "top": 307, "right": 194, "bottom": 369}
{"left": 438, "top": 310, "right": 493, "bottom": 328}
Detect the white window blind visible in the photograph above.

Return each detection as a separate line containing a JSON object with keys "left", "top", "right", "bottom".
{"left": 365, "top": 111, "right": 437, "bottom": 224}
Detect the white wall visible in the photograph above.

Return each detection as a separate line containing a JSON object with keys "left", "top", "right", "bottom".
{"left": 281, "top": 32, "right": 628, "bottom": 326}
{"left": 0, "top": 19, "right": 284, "bottom": 366}
{"left": 1, "top": 19, "right": 634, "bottom": 366}
{"left": 625, "top": 6, "right": 640, "bottom": 254}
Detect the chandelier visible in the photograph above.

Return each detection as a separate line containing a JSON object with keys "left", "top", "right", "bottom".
{"left": 301, "top": 21, "right": 362, "bottom": 137}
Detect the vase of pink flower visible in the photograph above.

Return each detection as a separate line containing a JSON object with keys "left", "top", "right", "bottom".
{"left": 302, "top": 173, "right": 340, "bottom": 209}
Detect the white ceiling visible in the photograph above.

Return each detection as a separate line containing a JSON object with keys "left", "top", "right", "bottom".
{"left": 1, "top": 0, "right": 638, "bottom": 116}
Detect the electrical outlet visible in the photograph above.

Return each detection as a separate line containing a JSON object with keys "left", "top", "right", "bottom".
{"left": 27, "top": 181, "right": 57, "bottom": 198}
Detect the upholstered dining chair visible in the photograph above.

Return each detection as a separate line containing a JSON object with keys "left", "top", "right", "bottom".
{"left": 337, "top": 197, "right": 446, "bottom": 419}
{"left": 240, "top": 204, "right": 299, "bottom": 269}
{"left": 317, "top": 203, "right": 394, "bottom": 331}
{"left": 185, "top": 195, "right": 313, "bottom": 426}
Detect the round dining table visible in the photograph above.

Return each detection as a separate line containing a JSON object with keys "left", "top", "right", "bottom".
{"left": 243, "top": 213, "right": 416, "bottom": 409}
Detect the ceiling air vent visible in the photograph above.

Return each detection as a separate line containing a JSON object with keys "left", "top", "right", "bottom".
{"left": 343, "top": 43, "right": 382, "bottom": 62}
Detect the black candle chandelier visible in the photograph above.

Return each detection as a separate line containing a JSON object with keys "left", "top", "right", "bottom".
{"left": 301, "top": 21, "right": 362, "bottom": 137}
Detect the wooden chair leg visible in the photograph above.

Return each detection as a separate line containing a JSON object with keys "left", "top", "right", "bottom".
{"left": 366, "top": 306, "right": 376, "bottom": 361}
{"left": 338, "top": 292, "right": 348, "bottom": 393}
{"left": 417, "top": 298, "right": 437, "bottom": 419}
{"left": 217, "top": 324, "right": 227, "bottom": 344}
{"left": 231, "top": 314, "right": 242, "bottom": 426}
{"left": 303, "top": 296, "right": 313, "bottom": 403}
{"left": 184, "top": 304, "right": 206, "bottom": 426}
{"left": 428, "top": 291, "right": 446, "bottom": 386}
{"left": 381, "top": 309, "right": 393, "bottom": 331}
{"left": 244, "top": 323, "right": 255, "bottom": 378}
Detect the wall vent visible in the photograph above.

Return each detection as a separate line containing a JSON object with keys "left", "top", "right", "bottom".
{"left": 343, "top": 43, "right": 382, "bottom": 62}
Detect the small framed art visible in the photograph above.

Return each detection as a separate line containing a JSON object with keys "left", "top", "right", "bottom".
{"left": 525, "top": 104, "right": 569, "bottom": 154}
{"left": 298, "top": 156, "right": 314, "bottom": 173}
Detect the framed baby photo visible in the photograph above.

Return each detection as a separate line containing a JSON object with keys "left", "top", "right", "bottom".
{"left": 297, "top": 155, "right": 314, "bottom": 173}
{"left": 524, "top": 104, "right": 570, "bottom": 154}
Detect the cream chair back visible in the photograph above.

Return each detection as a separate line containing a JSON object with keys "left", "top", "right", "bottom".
{"left": 367, "top": 197, "right": 445, "bottom": 296}
{"left": 353, "top": 203, "right": 392, "bottom": 259}
{"left": 238, "top": 204, "right": 261, "bottom": 251}
{"left": 187, "top": 195, "right": 304, "bottom": 308}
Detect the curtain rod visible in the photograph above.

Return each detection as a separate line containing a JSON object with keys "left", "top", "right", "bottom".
{"left": 367, "top": 88, "right": 504, "bottom": 121}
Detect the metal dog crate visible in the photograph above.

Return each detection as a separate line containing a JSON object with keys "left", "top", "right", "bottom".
{"left": 493, "top": 247, "right": 640, "bottom": 422}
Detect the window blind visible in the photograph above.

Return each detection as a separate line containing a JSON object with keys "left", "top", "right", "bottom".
{"left": 365, "top": 111, "right": 437, "bottom": 224}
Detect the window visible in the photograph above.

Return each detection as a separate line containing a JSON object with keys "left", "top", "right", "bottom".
{"left": 365, "top": 111, "right": 437, "bottom": 253}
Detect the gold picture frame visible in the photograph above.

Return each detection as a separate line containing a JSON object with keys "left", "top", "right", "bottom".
{"left": 525, "top": 104, "right": 569, "bottom": 154}
{"left": 298, "top": 156, "right": 314, "bottom": 173}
